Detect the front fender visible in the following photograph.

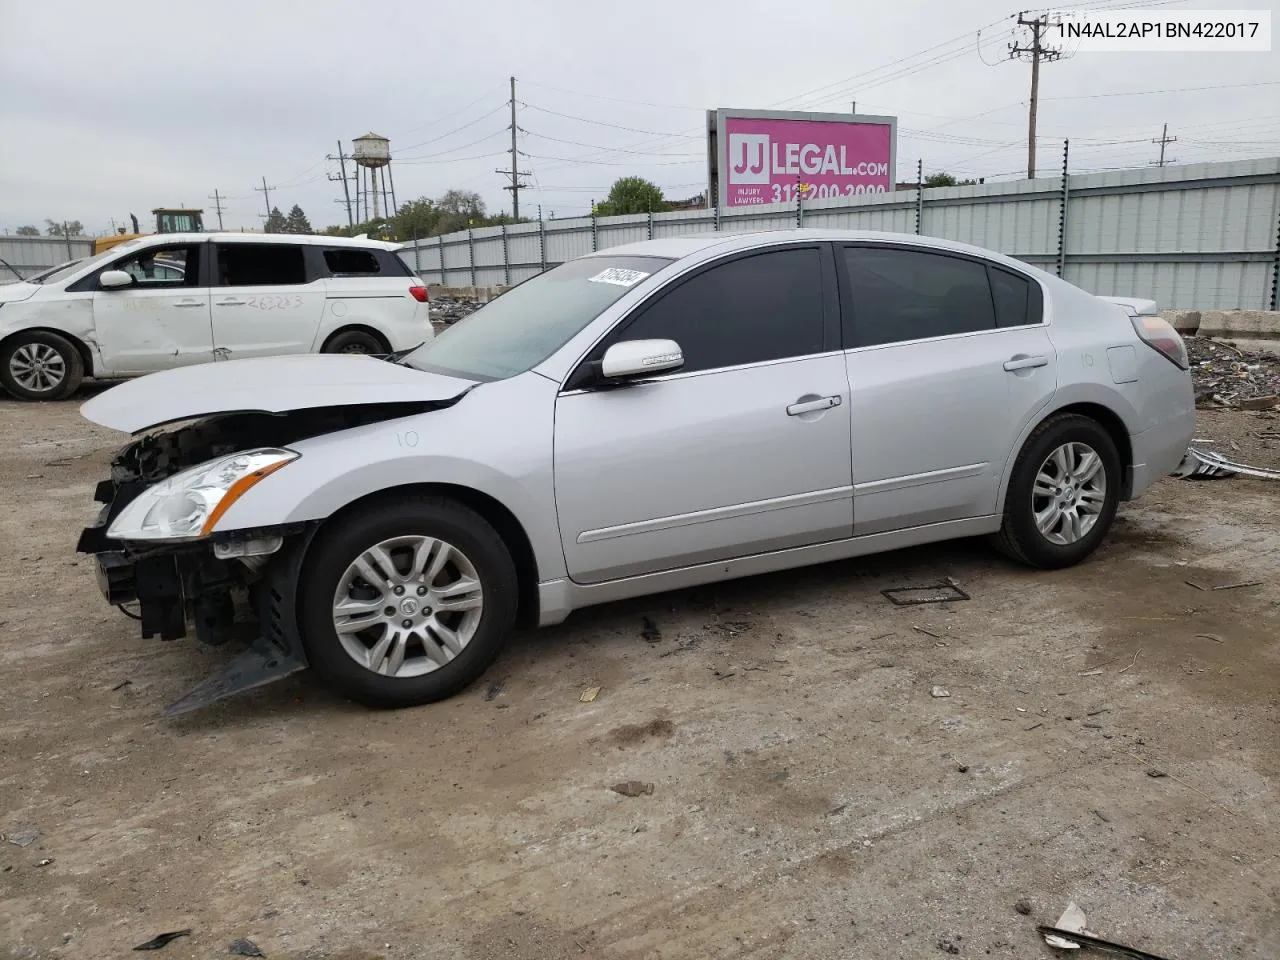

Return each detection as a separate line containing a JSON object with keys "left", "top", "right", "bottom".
{"left": 211, "top": 372, "right": 565, "bottom": 580}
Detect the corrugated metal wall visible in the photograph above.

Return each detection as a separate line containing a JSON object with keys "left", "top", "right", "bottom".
{"left": 0, "top": 236, "right": 95, "bottom": 280}
{"left": 399, "top": 158, "right": 1280, "bottom": 310}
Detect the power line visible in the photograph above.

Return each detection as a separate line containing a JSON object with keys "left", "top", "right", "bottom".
{"left": 1010, "top": 12, "right": 1064, "bottom": 179}
{"left": 397, "top": 103, "right": 510, "bottom": 154}
{"left": 497, "top": 77, "right": 532, "bottom": 219}
{"left": 1151, "top": 123, "right": 1178, "bottom": 167}
{"left": 518, "top": 80, "right": 702, "bottom": 112}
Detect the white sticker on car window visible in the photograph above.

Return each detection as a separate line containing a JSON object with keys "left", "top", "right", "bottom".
{"left": 588, "top": 267, "right": 650, "bottom": 287}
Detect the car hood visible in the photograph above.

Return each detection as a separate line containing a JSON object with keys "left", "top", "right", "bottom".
{"left": 81, "top": 353, "right": 479, "bottom": 433}
{"left": 0, "top": 282, "right": 39, "bottom": 304}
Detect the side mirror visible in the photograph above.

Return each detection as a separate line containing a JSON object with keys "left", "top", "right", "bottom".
{"left": 599, "top": 339, "right": 684, "bottom": 381}
{"left": 99, "top": 270, "right": 133, "bottom": 289}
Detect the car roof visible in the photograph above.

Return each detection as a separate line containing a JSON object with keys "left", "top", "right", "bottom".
{"left": 129, "top": 232, "right": 402, "bottom": 252}
{"left": 590, "top": 229, "right": 1049, "bottom": 276}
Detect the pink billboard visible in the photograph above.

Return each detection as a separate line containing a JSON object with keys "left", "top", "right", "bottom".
{"left": 711, "top": 109, "right": 897, "bottom": 208}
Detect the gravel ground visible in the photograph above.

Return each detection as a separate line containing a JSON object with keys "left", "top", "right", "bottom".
{"left": 1, "top": 391, "right": 1278, "bottom": 960}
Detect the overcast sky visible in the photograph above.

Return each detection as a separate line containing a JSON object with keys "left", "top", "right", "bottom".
{"left": 1, "top": 0, "right": 1277, "bottom": 235}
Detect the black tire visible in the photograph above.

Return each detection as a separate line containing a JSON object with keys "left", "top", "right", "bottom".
{"left": 322, "top": 328, "right": 389, "bottom": 355}
{"left": 297, "top": 496, "right": 519, "bottom": 708}
{"left": 993, "top": 413, "right": 1122, "bottom": 569}
{"left": 0, "top": 330, "right": 85, "bottom": 401}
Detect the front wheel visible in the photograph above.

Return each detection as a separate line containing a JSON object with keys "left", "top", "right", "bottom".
{"left": 0, "top": 331, "right": 84, "bottom": 401}
{"left": 993, "top": 413, "right": 1121, "bottom": 569}
{"left": 297, "top": 497, "right": 518, "bottom": 708}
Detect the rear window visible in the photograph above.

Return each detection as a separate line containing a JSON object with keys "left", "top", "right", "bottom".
{"left": 324, "top": 249, "right": 381, "bottom": 276}
{"left": 217, "top": 244, "right": 307, "bottom": 286}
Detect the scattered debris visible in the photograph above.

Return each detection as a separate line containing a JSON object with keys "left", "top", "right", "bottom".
{"left": 580, "top": 686, "right": 601, "bottom": 703}
{"left": 1014, "top": 899, "right": 1034, "bottom": 916}
{"left": 1184, "top": 579, "right": 1207, "bottom": 591}
{"left": 1083, "top": 722, "right": 1103, "bottom": 729}
{"left": 1043, "top": 902, "right": 1092, "bottom": 950}
{"left": 36, "top": 858, "right": 53, "bottom": 867}
{"left": 1175, "top": 446, "right": 1280, "bottom": 481}
{"left": 1147, "top": 768, "right": 1168, "bottom": 778}
{"left": 1086, "top": 708, "right": 1109, "bottom": 717}
{"left": 483, "top": 680, "right": 504, "bottom": 701}
{"left": 1037, "top": 924, "right": 1175, "bottom": 960}
{"left": 1211, "top": 580, "right": 1262, "bottom": 591}
{"left": 956, "top": 764, "right": 970, "bottom": 773}
{"left": 111, "top": 679, "right": 132, "bottom": 692}
{"left": 937, "top": 936, "right": 962, "bottom": 954}
{"left": 1119, "top": 649, "right": 1143, "bottom": 674}
{"left": 1093, "top": 809, "right": 1111, "bottom": 823}
{"left": 1195, "top": 634, "right": 1224, "bottom": 643}
{"left": 828, "top": 804, "right": 848, "bottom": 816}
{"left": 1025, "top": 722, "right": 1044, "bottom": 731}
{"left": 1187, "top": 336, "right": 1280, "bottom": 408}
{"left": 882, "top": 579, "right": 970, "bottom": 605}
{"left": 133, "top": 930, "right": 192, "bottom": 951}
{"left": 611, "top": 781, "right": 654, "bottom": 797}
{"left": 641, "top": 616, "right": 662, "bottom": 643}
{"left": 1078, "top": 668, "right": 1105, "bottom": 677}
{"left": 930, "top": 685, "right": 951, "bottom": 698}
{"left": 429, "top": 295, "right": 482, "bottom": 325}
{"left": 229, "top": 938, "right": 265, "bottom": 957}
{"left": 5, "top": 828, "right": 39, "bottom": 847}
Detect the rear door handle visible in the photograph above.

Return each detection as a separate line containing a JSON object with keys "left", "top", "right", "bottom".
{"left": 787, "top": 395, "right": 842, "bottom": 416}
{"left": 215, "top": 298, "right": 247, "bottom": 307}
{"left": 1003, "top": 354, "right": 1049, "bottom": 371}
{"left": 173, "top": 300, "right": 205, "bottom": 309}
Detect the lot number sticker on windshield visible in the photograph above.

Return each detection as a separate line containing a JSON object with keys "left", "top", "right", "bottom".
{"left": 588, "top": 267, "right": 650, "bottom": 287}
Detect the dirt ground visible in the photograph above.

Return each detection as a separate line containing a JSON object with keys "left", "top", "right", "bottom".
{"left": 1, "top": 391, "right": 1278, "bottom": 960}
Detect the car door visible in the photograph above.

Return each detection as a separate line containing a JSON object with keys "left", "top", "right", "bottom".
{"left": 210, "top": 242, "right": 326, "bottom": 360}
{"left": 838, "top": 244, "right": 1058, "bottom": 535}
{"left": 553, "top": 244, "right": 853, "bottom": 585}
{"left": 90, "top": 242, "right": 214, "bottom": 375}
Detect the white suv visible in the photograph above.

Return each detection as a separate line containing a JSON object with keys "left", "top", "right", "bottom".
{"left": 0, "top": 233, "right": 432, "bottom": 401}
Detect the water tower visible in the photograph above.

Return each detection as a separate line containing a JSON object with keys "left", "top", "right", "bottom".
{"left": 352, "top": 132, "right": 397, "bottom": 222}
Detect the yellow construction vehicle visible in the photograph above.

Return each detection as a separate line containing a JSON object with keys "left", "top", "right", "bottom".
{"left": 93, "top": 208, "right": 206, "bottom": 254}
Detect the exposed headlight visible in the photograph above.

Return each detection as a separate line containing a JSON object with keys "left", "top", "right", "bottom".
{"left": 107, "top": 448, "right": 298, "bottom": 542}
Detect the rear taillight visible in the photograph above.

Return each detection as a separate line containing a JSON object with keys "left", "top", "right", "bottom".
{"left": 409, "top": 285, "right": 429, "bottom": 303}
{"left": 1131, "top": 314, "right": 1188, "bottom": 370}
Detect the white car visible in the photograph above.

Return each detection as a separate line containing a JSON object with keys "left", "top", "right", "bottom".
{"left": 0, "top": 232, "right": 432, "bottom": 401}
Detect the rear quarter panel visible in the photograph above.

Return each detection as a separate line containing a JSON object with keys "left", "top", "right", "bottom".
{"left": 316, "top": 277, "right": 432, "bottom": 352}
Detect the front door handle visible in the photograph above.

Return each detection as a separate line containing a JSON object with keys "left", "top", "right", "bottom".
{"left": 787, "top": 395, "right": 842, "bottom": 416}
{"left": 1003, "top": 354, "right": 1049, "bottom": 372}
{"left": 173, "top": 300, "right": 205, "bottom": 309}
{"left": 215, "top": 298, "right": 247, "bottom": 307}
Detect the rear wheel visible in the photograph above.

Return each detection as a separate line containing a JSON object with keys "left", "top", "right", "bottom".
{"left": 0, "top": 331, "right": 84, "bottom": 401}
{"left": 993, "top": 413, "right": 1121, "bottom": 569}
{"left": 297, "top": 497, "right": 518, "bottom": 708}
{"left": 322, "top": 329, "right": 388, "bottom": 355}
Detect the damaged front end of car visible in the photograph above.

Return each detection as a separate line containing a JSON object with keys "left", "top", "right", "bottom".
{"left": 75, "top": 402, "right": 449, "bottom": 716}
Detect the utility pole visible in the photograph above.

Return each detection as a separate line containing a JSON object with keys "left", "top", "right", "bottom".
{"left": 496, "top": 75, "right": 531, "bottom": 219}
{"left": 1010, "top": 13, "right": 1063, "bottom": 180}
{"left": 255, "top": 177, "right": 273, "bottom": 231}
{"left": 328, "top": 141, "right": 355, "bottom": 227}
{"left": 1150, "top": 123, "right": 1178, "bottom": 167}
{"left": 208, "top": 189, "right": 225, "bottom": 230}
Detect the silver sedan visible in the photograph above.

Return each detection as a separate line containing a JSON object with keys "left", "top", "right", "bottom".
{"left": 78, "top": 229, "right": 1196, "bottom": 713}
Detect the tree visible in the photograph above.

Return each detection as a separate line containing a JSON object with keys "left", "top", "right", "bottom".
{"left": 923, "top": 172, "right": 977, "bottom": 188}
{"left": 15, "top": 225, "right": 39, "bottom": 236}
{"left": 390, "top": 197, "right": 440, "bottom": 240}
{"left": 595, "top": 177, "right": 669, "bottom": 216}
{"left": 45, "top": 219, "right": 84, "bottom": 236}
{"left": 263, "top": 206, "right": 288, "bottom": 234}
{"left": 283, "top": 204, "right": 313, "bottom": 234}
{"left": 433, "top": 189, "right": 487, "bottom": 234}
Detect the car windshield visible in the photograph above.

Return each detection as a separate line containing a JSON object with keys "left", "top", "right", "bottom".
{"left": 33, "top": 240, "right": 145, "bottom": 284}
{"left": 402, "top": 255, "right": 674, "bottom": 381}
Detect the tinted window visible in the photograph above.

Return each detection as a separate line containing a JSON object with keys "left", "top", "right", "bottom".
{"left": 615, "top": 248, "right": 825, "bottom": 374}
{"left": 402, "top": 255, "right": 673, "bottom": 381}
{"left": 989, "top": 266, "right": 1041, "bottom": 328}
{"left": 109, "top": 244, "right": 199, "bottom": 288}
{"left": 843, "top": 247, "right": 996, "bottom": 347}
{"left": 324, "top": 249, "right": 380, "bottom": 275}
{"left": 216, "top": 244, "right": 306, "bottom": 286}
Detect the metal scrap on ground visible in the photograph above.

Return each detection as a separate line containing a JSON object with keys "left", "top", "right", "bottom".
{"left": 132, "top": 930, "right": 192, "bottom": 951}
{"left": 1172, "top": 446, "right": 1280, "bottom": 481}
{"left": 882, "top": 579, "right": 970, "bottom": 605}
{"left": 1187, "top": 337, "right": 1280, "bottom": 408}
